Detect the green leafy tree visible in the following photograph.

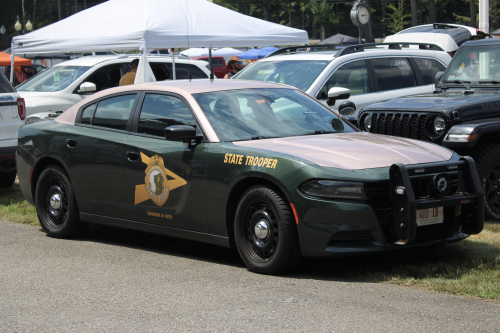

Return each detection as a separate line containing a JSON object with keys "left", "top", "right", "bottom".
{"left": 309, "top": 0, "right": 339, "bottom": 40}
{"left": 383, "top": 0, "right": 411, "bottom": 34}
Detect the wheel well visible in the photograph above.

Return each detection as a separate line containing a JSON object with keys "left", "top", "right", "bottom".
{"left": 477, "top": 132, "right": 500, "bottom": 145}
{"left": 31, "top": 157, "right": 67, "bottom": 204}
{"left": 225, "top": 177, "right": 288, "bottom": 248}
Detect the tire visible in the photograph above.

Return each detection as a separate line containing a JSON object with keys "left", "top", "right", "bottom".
{"left": 0, "top": 170, "right": 17, "bottom": 188}
{"left": 234, "top": 186, "right": 301, "bottom": 274}
{"left": 470, "top": 143, "right": 500, "bottom": 221}
{"left": 35, "top": 165, "right": 88, "bottom": 238}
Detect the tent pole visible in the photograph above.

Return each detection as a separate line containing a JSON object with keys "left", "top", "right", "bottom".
{"left": 171, "top": 49, "right": 176, "bottom": 80}
{"left": 10, "top": 54, "right": 15, "bottom": 84}
{"left": 209, "top": 47, "right": 214, "bottom": 79}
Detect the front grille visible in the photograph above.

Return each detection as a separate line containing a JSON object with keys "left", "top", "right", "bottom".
{"left": 328, "top": 231, "right": 372, "bottom": 246}
{"left": 366, "top": 173, "right": 459, "bottom": 203}
{"left": 367, "top": 112, "right": 430, "bottom": 141}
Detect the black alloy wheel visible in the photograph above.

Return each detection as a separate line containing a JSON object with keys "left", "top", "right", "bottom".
{"left": 234, "top": 186, "right": 301, "bottom": 274}
{"left": 35, "top": 165, "right": 88, "bottom": 238}
{"left": 471, "top": 143, "right": 500, "bottom": 221}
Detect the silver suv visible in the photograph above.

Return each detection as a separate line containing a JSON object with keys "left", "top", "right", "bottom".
{"left": 0, "top": 72, "right": 25, "bottom": 187}
{"left": 233, "top": 43, "right": 452, "bottom": 117}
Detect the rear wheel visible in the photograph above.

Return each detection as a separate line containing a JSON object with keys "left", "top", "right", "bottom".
{"left": 35, "top": 165, "right": 88, "bottom": 238}
{"left": 234, "top": 186, "right": 301, "bottom": 274}
{"left": 0, "top": 170, "right": 16, "bottom": 188}
{"left": 471, "top": 143, "right": 500, "bottom": 221}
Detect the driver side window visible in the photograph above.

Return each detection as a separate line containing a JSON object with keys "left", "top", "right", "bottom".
{"left": 317, "top": 60, "right": 369, "bottom": 100}
{"left": 82, "top": 65, "right": 123, "bottom": 92}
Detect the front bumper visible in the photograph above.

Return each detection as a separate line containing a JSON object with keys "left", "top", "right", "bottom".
{"left": 296, "top": 157, "right": 484, "bottom": 257}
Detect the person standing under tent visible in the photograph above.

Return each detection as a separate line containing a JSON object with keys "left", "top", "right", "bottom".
{"left": 119, "top": 59, "right": 139, "bottom": 86}
{"left": 224, "top": 56, "right": 243, "bottom": 79}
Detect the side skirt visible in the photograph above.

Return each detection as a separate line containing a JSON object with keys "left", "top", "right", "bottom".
{"left": 80, "top": 213, "right": 231, "bottom": 248}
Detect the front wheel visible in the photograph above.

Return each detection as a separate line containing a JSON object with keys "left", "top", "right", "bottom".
{"left": 35, "top": 165, "right": 88, "bottom": 238}
{"left": 234, "top": 186, "right": 301, "bottom": 274}
{"left": 471, "top": 143, "right": 500, "bottom": 221}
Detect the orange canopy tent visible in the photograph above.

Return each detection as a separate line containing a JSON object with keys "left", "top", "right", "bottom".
{"left": 0, "top": 52, "right": 32, "bottom": 70}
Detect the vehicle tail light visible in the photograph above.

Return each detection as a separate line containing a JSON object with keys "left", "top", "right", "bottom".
{"left": 17, "top": 98, "right": 26, "bottom": 120}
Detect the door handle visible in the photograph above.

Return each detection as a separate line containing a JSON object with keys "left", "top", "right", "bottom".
{"left": 66, "top": 139, "right": 77, "bottom": 148}
{"left": 126, "top": 151, "right": 139, "bottom": 161}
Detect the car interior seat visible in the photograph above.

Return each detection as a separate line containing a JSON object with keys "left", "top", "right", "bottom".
{"left": 212, "top": 96, "right": 250, "bottom": 140}
{"left": 347, "top": 70, "right": 366, "bottom": 95}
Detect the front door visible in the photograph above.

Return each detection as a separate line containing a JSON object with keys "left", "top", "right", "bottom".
{"left": 122, "top": 92, "right": 207, "bottom": 232}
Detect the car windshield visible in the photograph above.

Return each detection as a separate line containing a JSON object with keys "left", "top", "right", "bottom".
{"left": 193, "top": 88, "right": 355, "bottom": 141}
{"left": 17, "top": 66, "right": 91, "bottom": 92}
{"left": 443, "top": 45, "right": 500, "bottom": 84}
{"left": 233, "top": 60, "right": 330, "bottom": 92}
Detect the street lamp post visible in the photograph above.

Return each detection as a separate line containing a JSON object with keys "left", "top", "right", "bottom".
{"left": 26, "top": 20, "right": 33, "bottom": 32}
{"left": 14, "top": 16, "right": 22, "bottom": 35}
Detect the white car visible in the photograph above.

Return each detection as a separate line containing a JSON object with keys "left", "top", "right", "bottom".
{"left": 233, "top": 43, "right": 452, "bottom": 116}
{"left": 385, "top": 23, "right": 491, "bottom": 54}
{"left": 16, "top": 55, "right": 212, "bottom": 118}
{"left": 0, "top": 72, "right": 25, "bottom": 187}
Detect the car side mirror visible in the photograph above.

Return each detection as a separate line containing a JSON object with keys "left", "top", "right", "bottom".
{"left": 164, "top": 125, "right": 199, "bottom": 146}
{"left": 338, "top": 100, "right": 356, "bottom": 116}
{"left": 327, "top": 87, "right": 350, "bottom": 106}
{"left": 78, "top": 82, "right": 96, "bottom": 94}
{"left": 435, "top": 71, "right": 444, "bottom": 88}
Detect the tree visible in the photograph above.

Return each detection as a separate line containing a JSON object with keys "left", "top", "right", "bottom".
{"left": 309, "top": 0, "right": 339, "bottom": 40}
{"left": 428, "top": 0, "right": 436, "bottom": 23}
{"left": 470, "top": 0, "right": 477, "bottom": 27}
{"left": 410, "top": 0, "right": 418, "bottom": 26}
{"left": 383, "top": 0, "right": 411, "bottom": 34}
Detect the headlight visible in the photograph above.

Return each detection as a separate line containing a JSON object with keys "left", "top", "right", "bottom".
{"left": 433, "top": 116, "right": 446, "bottom": 135}
{"left": 300, "top": 180, "right": 368, "bottom": 200}
{"left": 363, "top": 115, "right": 372, "bottom": 131}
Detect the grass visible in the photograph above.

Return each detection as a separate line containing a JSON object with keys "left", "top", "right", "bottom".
{"left": 1, "top": 178, "right": 499, "bottom": 300}
{"left": 0, "top": 179, "right": 38, "bottom": 226}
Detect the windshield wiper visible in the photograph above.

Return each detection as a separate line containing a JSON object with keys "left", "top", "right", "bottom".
{"left": 313, "top": 130, "right": 326, "bottom": 134}
{"left": 446, "top": 80, "right": 472, "bottom": 90}
{"left": 251, "top": 136, "right": 265, "bottom": 140}
{"left": 478, "top": 80, "right": 500, "bottom": 84}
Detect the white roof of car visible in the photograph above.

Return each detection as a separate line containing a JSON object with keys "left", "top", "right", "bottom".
{"left": 54, "top": 55, "right": 206, "bottom": 67}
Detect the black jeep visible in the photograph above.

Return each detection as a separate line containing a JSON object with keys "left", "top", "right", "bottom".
{"left": 358, "top": 38, "right": 500, "bottom": 221}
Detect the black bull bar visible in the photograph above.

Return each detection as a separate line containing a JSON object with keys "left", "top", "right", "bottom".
{"left": 389, "top": 156, "right": 484, "bottom": 245}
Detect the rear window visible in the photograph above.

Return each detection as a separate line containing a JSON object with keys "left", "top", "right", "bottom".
{"left": 397, "top": 25, "right": 472, "bottom": 46}
{"left": 0, "top": 72, "right": 15, "bottom": 93}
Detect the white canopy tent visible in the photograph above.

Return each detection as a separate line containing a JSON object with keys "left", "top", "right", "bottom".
{"left": 10, "top": 0, "right": 308, "bottom": 83}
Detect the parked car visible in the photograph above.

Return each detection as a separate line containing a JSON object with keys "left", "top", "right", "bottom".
{"left": 0, "top": 72, "right": 25, "bottom": 187}
{"left": 191, "top": 56, "right": 230, "bottom": 78}
{"left": 17, "top": 79, "right": 483, "bottom": 274}
{"left": 15, "top": 54, "right": 211, "bottom": 118}
{"left": 385, "top": 23, "right": 491, "bottom": 54}
{"left": 358, "top": 38, "right": 500, "bottom": 221}
{"left": 232, "top": 43, "right": 452, "bottom": 116}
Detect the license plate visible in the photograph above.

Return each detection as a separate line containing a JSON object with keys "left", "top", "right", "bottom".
{"left": 416, "top": 207, "right": 443, "bottom": 226}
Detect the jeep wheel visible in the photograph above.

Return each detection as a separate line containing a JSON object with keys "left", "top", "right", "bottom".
{"left": 0, "top": 170, "right": 17, "bottom": 188}
{"left": 35, "top": 165, "right": 88, "bottom": 238}
{"left": 234, "top": 186, "right": 301, "bottom": 275}
{"left": 471, "top": 143, "right": 500, "bottom": 221}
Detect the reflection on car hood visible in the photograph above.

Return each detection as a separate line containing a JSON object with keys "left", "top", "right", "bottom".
{"left": 232, "top": 132, "right": 453, "bottom": 170}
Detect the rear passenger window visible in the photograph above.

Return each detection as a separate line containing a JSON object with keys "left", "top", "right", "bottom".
{"left": 81, "top": 103, "right": 96, "bottom": 125}
{"left": 166, "top": 63, "right": 208, "bottom": 79}
{"left": 93, "top": 94, "right": 136, "bottom": 130}
{"left": 0, "top": 72, "right": 15, "bottom": 93}
{"left": 414, "top": 58, "right": 446, "bottom": 85}
{"left": 137, "top": 94, "right": 197, "bottom": 137}
{"left": 372, "top": 58, "right": 417, "bottom": 92}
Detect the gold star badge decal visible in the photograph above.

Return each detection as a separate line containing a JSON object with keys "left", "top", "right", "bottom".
{"left": 135, "top": 153, "right": 187, "bottom": 206}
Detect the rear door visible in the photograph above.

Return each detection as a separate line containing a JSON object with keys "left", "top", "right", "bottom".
{"left": 63, "top": 92, "right": 139, "bottom": 219}
{"left": 122, "top": 92, "right": 208, "bottom": 232}
{"left": 0, "top": 73, "right": 22, "bottom": 149}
